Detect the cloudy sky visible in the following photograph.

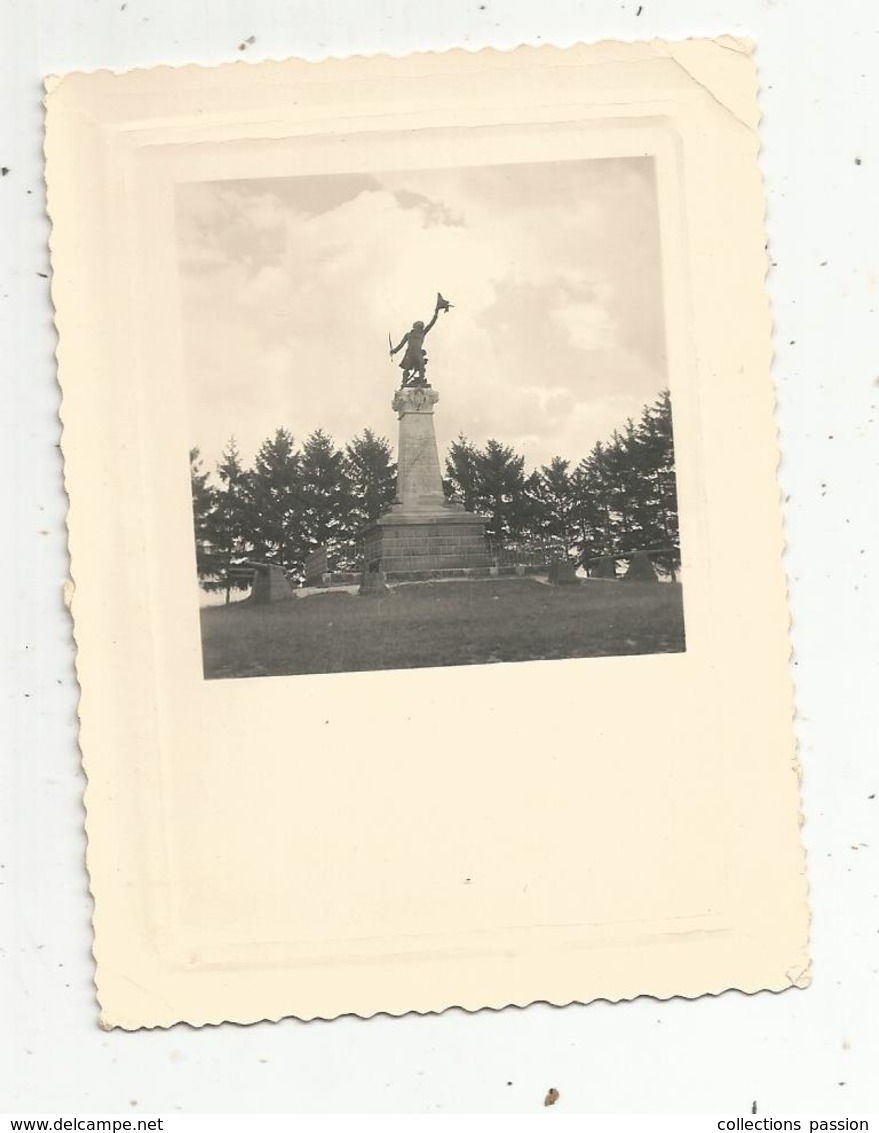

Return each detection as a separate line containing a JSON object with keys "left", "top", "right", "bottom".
{"left": 176, "top": 157, "right": 667, "bottom": 475}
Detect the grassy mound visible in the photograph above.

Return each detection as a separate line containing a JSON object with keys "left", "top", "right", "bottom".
{"left": 200, "top": 577, "right": 685, "bottom": 679}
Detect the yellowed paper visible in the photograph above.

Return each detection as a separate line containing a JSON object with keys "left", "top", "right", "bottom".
{"left": 45, "top": 40, "right": 809, "bottom": 1029}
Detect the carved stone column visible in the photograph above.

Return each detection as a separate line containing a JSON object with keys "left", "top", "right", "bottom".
{"left": 390, "top": 385, "right": 448, "bottom": 513}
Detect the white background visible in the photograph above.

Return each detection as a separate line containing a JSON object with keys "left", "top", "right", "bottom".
{"left": 1, "top": 0, "right": 877, "bottom": 1116}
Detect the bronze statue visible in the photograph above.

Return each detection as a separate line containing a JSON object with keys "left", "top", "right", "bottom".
{"left": 389, "top": 293, "right": 452, "bottom": 387}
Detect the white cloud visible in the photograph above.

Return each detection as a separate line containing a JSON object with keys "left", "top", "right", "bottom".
{"left": 552, "top": 300, "right": 616, "bottom": 352}
{"left": 176, "top": 158, "right": 667, "bottom": 473}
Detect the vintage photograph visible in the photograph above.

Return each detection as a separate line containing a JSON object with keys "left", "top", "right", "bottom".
{"left": 46, "top": 40, "right": 810, "bottom": 1031}
{"left": 178, "top": 157, "right": 685, "bottom": 678}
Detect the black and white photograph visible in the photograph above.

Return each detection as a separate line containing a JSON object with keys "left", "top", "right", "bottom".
{"left": 36, "top": 30, "right": 827, "bottom": 1051}
{"left": 180, "top": 157, "right": 685, "bottom": 679}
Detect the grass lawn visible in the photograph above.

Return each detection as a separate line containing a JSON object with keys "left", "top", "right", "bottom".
{"left": 200, "top": 577, "right": 685, "bottom": 679}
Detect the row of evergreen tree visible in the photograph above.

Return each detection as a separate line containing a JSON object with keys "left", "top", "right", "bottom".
{"left": 190, "top": 390, "right": 679, "bottom": 593}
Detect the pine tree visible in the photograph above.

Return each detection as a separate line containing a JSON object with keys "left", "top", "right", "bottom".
{"left": 297, "top": 429, "right": 349, "bottom": 563}
{"left": 567, "top": 392, "right": 679, "bottom": 575}
{"left": 340, "top": 429, "right": 397, "bottom": 567}
{"left": 189, "top": 447, "right": 217, "bottom": 582}
{"left": 600, "top": 423, "right": 644, "bottom": 554}
{"left": 474, "top": 439, "right": 531, "bottom": 547}
{"left": 572, "top": 441, "right": 616, "bottom": 563}
{"left": 443, "top": 434, "right": 481, "bottom": 512}
{"left": 534, "top": 456, "right": 578, "bottom": 559}
{"left": 632, "top": 389, "right": 679, "bottom": 575}
{"left": 344, "top": 429, "right": 396, "bottom": 524}
{"left": 569, "top": 458, "right": 605, "bottom": 564}
{"left": 245, "top": 428, "right": 302, "bottom": 574}
{"left": 207, "top": 437, "right": 251, "bottom": 603}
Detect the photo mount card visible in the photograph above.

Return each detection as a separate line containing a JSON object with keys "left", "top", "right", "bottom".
{"left": 45, "top": 39, "right": 809, "bottom": 1029}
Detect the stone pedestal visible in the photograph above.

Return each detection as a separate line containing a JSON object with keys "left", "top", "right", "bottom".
{"left": 358, "top": 561, "right": 389, "bottom": 597}
{"left": 389, "top": 386, "right": 448, "bottom": 514}
{"left": 623, "top": 550, "right": 658, "bottom": 582}
{"left": 590, "top": 555, "right": 618, "bottom": 580}
{"left": 361, "top": 385, "right": 490, "bottom": 581}
{"left": 547, "top": 559, "right": 579, "bottom": 585}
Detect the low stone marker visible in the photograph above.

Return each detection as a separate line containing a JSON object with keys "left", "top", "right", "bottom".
{"left": 623, "top": 551, "right": 658, "bottom": 582}
{"left": 358, "top": 561, "right": 389, "bottom": 596}
{"left": 590, "top": 556, "right": 617, "bottom": 579}
{"left": 304, "top": 546, "right": 329, "bottom": 587}
{"left": 547, "top": 559, "right": 579, "bottom": 585}
{"left": 246, "top": 561, "right": 294, "bottom": 603}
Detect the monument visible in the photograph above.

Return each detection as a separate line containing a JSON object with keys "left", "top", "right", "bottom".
{"left": 245, "top": 561, "right": 294, "bottom": 603}
{"left": 360, "top": 294, "right": 491, "bottom": 581}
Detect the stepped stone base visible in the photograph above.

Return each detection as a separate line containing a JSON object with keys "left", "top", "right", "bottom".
{"left": 386, "top": 565, "right": 493, "bottom": 583}
{"left": 362, "top": 510, "right": 491, "bottom": 579}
